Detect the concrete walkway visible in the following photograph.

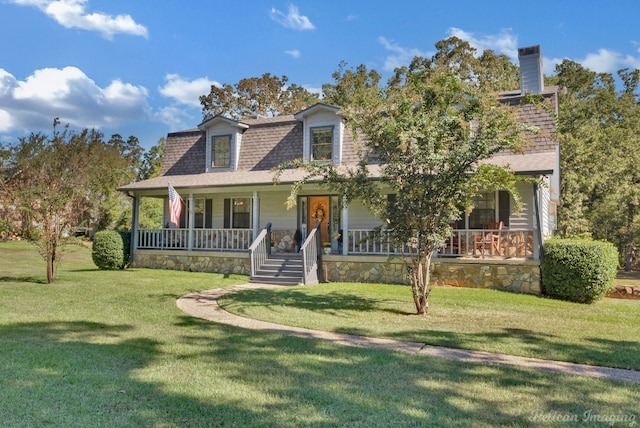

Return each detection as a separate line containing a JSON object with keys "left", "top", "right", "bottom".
{"left": 177, "top": 283, "right": 640, "bottom": 384}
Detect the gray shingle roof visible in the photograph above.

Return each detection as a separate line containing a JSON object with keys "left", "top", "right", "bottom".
{"left": 122, "top": 93, "right": 559, "bottom": 193}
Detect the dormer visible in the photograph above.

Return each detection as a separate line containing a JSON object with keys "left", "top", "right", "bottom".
{"left": 198, "top": 116, "right": 249, "bottom": 172}
{"left": 294, "top": 103, "right": 344, "bottom": 165}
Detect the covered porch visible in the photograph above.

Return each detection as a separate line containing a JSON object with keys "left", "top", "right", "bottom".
{"left": 132, "top": 225, "right": 538, "bottom": 259}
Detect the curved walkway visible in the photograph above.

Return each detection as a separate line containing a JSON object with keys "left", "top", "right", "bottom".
{"left": 177, "top": 283, "right": 640, "bottom": 384}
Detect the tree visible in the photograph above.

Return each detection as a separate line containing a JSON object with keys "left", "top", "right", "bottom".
{"left": 136, "top": 137, "right": 166, "bottom": 228}
{"left": 552, "top": 60, "right": 640, "bottom": 270}
{"left": 277, "top": 63, "right": 529, "bottom": 316}
{"left": 0, "top": 122, "right": 141, "bottom": 283}
{"left": 200, "top": 73, "right": 319, "bottom": 120}
{"left": 138, "top": 137, "right": 165, "bottom": 181}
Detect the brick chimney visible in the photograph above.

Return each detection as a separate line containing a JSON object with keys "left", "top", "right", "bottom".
{"left": 518, "top": 45, "right": 544, "bottom": 95}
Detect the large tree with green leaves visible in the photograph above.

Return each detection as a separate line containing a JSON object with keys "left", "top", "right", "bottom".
{"left": 0, "top": 122, "right": 141, "bottom": 283}
{"left": 200, "top": 73, "right": 319, "bottom": 120}
{"left": 278, "top": 61, "right": 530, "bottom": 315}
{"left": 553, "top": 61, "right": 640, "bottom": 270}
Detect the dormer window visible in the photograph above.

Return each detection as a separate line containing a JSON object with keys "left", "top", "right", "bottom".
{"left": 211, "top": 135, "right": 231, "bottom": 168}
{"left": 311, "top": 126, "right": 333, "bottom": 162}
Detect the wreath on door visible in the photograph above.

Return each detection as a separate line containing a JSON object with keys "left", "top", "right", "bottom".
{"left": 311, "top": 203, "right": 326, "bottom": 223}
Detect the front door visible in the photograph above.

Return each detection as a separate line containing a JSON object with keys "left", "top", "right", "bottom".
{"left": 307, "top": 196, "right": 330, "bottom": 243}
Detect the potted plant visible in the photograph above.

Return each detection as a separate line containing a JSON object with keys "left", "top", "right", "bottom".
{"left": 322, "top": 241, "right": 332, "bottom": 254}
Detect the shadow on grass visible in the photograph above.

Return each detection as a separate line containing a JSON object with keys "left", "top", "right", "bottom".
{"left": 3, "top": 318, "right": 638, "bottom": 426}
{"left": 0, "top": 276, "right": 46, "bottom": 284}
{"left": 357, "top": 326, "right": 640, "bottom": 371}
{"left": 220, "top": 287, "right": 640, "bottom": 370}
{"left": 176, "top": 321, "right": 640, "bottom": 426}
{"left": 221, "top": 288, "right": 412, "bottom": 316}
{"left": 0, "top": 321, "right": 269, "bottom": 427}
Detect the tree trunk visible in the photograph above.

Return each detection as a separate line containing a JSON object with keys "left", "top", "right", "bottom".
{"left": 46, "top": 244, "right": 56, "bottom": 284}
{"left": 410, "top": 247, "right": 433, "bottom": 316}
{"left": 624, "top": 203, "right": 635, "bottom": 272}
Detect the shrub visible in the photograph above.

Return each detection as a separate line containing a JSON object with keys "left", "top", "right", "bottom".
{"left": 542, "top": 239, "right": 618, "bottom": 303}
{"left": 117, "top": 230, "right": 131, "bottom": 267}
{"left": 92, "top": 230, "right": 125, "bottom": 270}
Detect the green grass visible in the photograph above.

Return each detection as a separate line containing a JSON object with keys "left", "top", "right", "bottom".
{"left": 220, "top": 282, "right": 640, "bottom": 370}
{"left": 1, "top": 241, "right": 639, "bottom": 427}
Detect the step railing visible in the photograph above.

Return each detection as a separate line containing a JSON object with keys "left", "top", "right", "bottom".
{"left": 300, "top": 222, "right": 321, "bottom": 285}
{"left": 249, "top": 223, "right": 272, "bottom": 279}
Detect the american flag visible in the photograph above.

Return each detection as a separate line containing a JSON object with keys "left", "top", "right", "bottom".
{"left": 168, "top": 183, "right": 182, "bottom": 227}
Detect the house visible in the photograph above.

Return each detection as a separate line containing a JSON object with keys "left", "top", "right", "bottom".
{"left": 119, "top": 45, "right": 560, "bottom": 293}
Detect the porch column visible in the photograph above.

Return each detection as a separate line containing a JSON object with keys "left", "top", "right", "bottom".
{"left": 188, "top": 193, "right": 194, "bottom": 251}
{"left": 130, "top": 194, "right": 139, "bottom": 256}
{"left": 252, "top": 191, "right": 260, "bottom": 239}
{"left": 341, "top": 196, "right": 349, "bottom": 255}
{"left": 533, "top": 183, "right": 542, "bottom": 261}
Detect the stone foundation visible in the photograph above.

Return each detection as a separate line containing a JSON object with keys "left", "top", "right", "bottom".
{"left": 132, "top": 250, "right": 541, "bottom": 295}
{"left": 323, "top": 255, "right": 541, "bottom": 295}
{"left": 132, "top": 250, "right": 250, "bottom": 275}
{"left": 271, "top": 229, "right": 297, "bottom": 253}
{"left": 431, "top": 258, "right": 541, "bottom": 294}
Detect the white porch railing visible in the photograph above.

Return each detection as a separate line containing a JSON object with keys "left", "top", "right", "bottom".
{"left": 347, "top": 229, "right": 536, "bottom": 259}
{"left": 300, "top": 222, "right": 321, "bottom": 285}
{"left": 249, "top": 223, "right": 271, "bottom": 279}
{"left": 137, "top": 228, "right": 254, "bottom": 251}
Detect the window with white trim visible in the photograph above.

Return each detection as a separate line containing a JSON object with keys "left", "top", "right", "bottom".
{"left": 211, "top": 135, "right": 231, "bottom": 168}
{"left": 311, "top": 126, "right": 333, "bottom": 162}
{"left": 223, "top": 197, "right": 252, "bottom": 229}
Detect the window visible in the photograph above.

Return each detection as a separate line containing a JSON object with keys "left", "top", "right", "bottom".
{"left": 468, "top": 191, "right": 510, "bottom": 229}
{"left": 193, "top": 199, "right": 213, "bottom": 228}
{"left": 211, "top": 135, "right": 231, "bottom": 168}
{"left": 223, "top": 197, "right": 251, "bottom": 229}
{"left": 311, "top": 126, "right": 333, "bottom": 161}
{"left": 469, "top": 192, "right": 496, "bottom": 229}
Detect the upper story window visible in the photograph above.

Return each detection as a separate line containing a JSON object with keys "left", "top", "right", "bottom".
{"left": 211, "top": 135, "right": 231, "bottom": 168}
{"left": 311, "top": 126, "right": 333, "bottom": 162}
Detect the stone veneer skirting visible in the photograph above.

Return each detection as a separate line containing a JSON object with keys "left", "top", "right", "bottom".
{"left": 132, "top": 250, "right": 541, "bottom": 295}
{"left": 132, "top": 250, "right": 250, "bottom": 275}
{"left": 323, "top": 255, "right": 541, "bottom": 295}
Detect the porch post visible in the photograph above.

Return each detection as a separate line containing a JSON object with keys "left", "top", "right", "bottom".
{"left": 533, "top": 183, "right": 542, "bottom": 261}
{"left": 130, "top": 194, "right": 139, "bottom": 257}
{"left": 341, "top": 196, "right": 349, "bottom": 255}
{"left": 188, "top": 193, "right": 194, "bottom": 251}
{"left": 252, "top": 191, "right": 259, "bottom": 239}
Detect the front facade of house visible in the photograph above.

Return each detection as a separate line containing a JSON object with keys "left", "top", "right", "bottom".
{"left": 120, "top": 46, "right": 560, "bottom": 293}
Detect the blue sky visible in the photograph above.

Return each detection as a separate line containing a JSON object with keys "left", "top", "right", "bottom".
{"left": 1, "top": 0, "right": 639, "bottom": 149}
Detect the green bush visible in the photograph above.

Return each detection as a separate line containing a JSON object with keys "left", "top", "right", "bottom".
{"left": 92, "top": 230, "right": 125, "bottom": 270}
{"left": 117, "top": 230, "right": 131, "bottom": 267}
{"left": 542, "top": 239, "right": 618, "bottom": 303}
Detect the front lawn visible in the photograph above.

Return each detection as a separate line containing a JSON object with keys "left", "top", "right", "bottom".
{"left": 1, "top": 241, "right": 638, "bottom": 427}
{"left": 219, "top": 281, "right": 640, "bottom": 370}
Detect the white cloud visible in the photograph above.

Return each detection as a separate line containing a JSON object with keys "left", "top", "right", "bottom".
{"left": 155, "top": 106, "right": 193, "bottom": 131}
{"left": 446, "top": 27, "right": 519, "bottom": 59}
{"left": 0, "top": 66, "right": 150, "bottom": 132}
{"left": 378, "top": 37, "right": 430, "bottom": 71}
{"left": 159, "top": 74, "right": 219, "bottom": 107}
{"left": 270, "top": 5, "right": 315, "bottom": 31}
{"left": 9, "top": 0, "right": 148, "bottom": 39}
{"left": 285, "top": 49, "right": 301, "bottom": 59}
{"left": 576, "top": 48, "right": 640, "bottom": 73}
